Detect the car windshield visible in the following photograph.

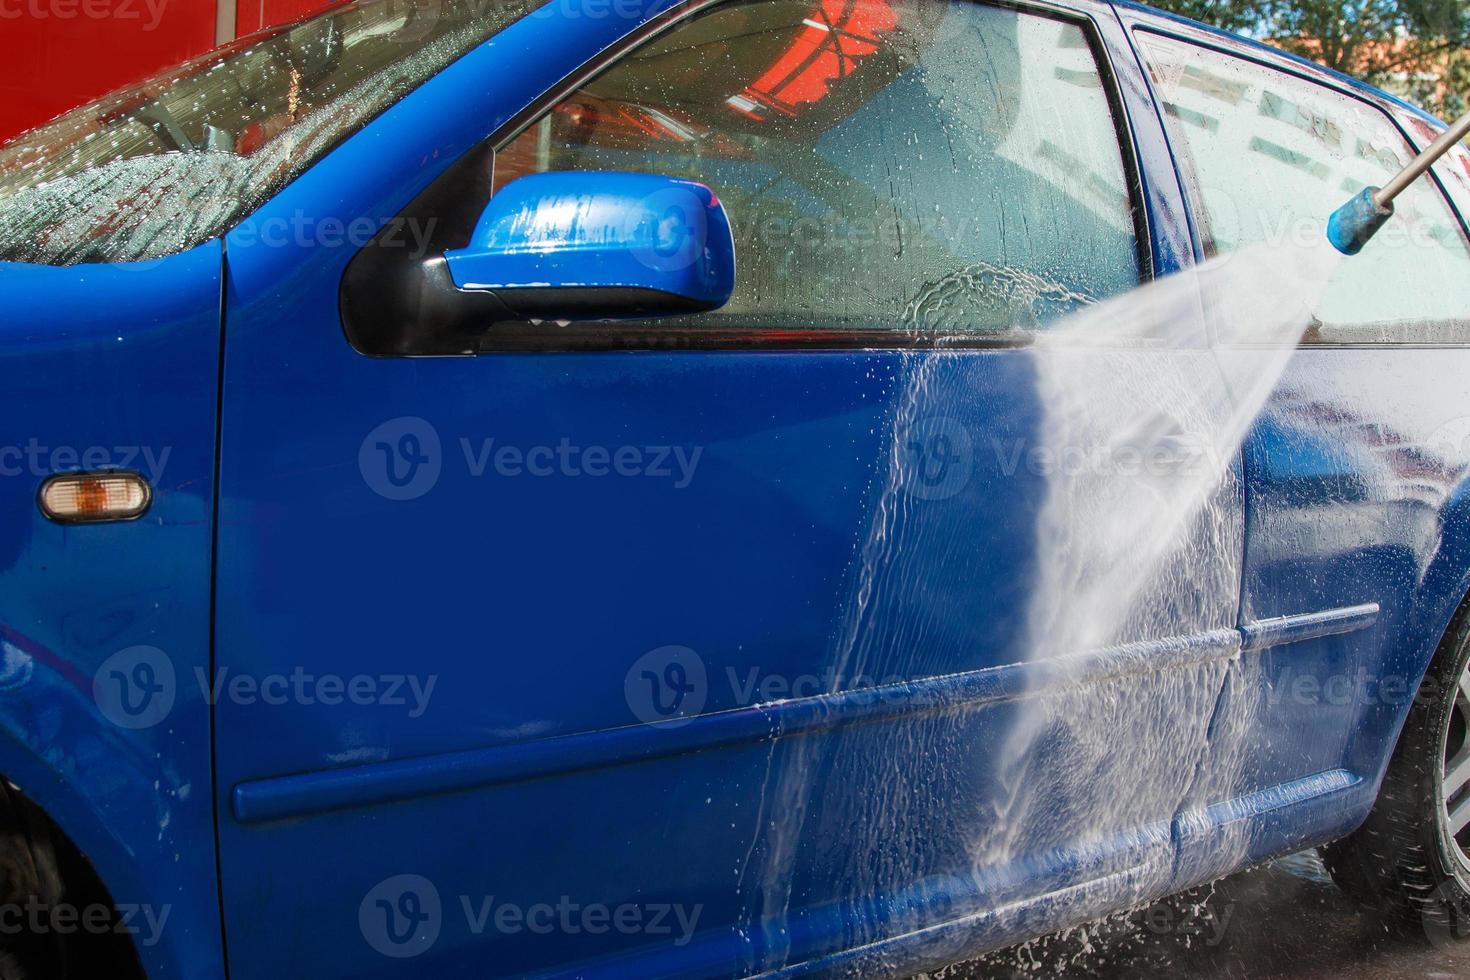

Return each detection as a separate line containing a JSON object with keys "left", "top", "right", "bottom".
{"left": 0, "top": 0, "right": 535, "bottom": 267}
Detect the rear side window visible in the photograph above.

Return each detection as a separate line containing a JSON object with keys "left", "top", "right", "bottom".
{"left": 494, "top": 0, "right": 1143, "bottom": 338}
{"left": 1398, "top": 111, "right": 1470, "bottom": 248}
{"left": 1138, "top": 32, "right": 1470, "bottom": 345}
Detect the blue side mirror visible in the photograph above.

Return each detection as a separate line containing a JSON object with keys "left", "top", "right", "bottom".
{"left": 444, "top": 171, "right": 736, "bottom": 321}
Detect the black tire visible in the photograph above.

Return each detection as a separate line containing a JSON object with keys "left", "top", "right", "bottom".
{"left": 0, "top": 784, "right": 145, "bottom": 979}
{"left": 0, "top": 953, "right": 30, "bottom": 980}
{"left": 1320, "top": 609, "right": 1470, "bottom": 942}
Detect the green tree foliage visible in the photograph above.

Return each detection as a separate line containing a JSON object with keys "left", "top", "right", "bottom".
{"left": 1148, "top": 0, "right": 1470, "bottom": 116}
{"left": 1146, "top": 0, "right": 1270, "bottom": 32}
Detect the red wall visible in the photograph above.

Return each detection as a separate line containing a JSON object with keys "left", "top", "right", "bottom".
{"left": 0, "top": 0, "right": 339, "bottom": 143}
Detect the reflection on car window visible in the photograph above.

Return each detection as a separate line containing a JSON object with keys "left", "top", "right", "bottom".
{"left": 495, "top": 0, "right": 1142, "bottom": 336}
{"left": 0, "top": 0, "right": 535, "bottom": 267}
{"left": 1139, "top": 32, "right": 1470, "bottom": 344}
{"left": 1406, "top": 112, "right": 1470, "bottom": 266}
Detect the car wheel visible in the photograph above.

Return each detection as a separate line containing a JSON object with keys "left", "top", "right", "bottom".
{"left": 0, "top": 785, "right": 66, "bottom": 978}
{"left": 0, "top": 784, "right": 145, "bottom": 980}
{"left": 1321, "top": 610, "right": 1470, "bottom": 941}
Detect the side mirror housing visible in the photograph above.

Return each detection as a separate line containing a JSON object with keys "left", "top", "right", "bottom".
{"left": 444, "top": 171, "right": 736, "bottom": 321}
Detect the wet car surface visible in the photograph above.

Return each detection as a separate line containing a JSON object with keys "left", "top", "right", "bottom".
{"left": 923, "top": 852, "right": 1470, "bottom": 980}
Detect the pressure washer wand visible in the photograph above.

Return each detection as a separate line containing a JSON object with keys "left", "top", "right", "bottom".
{"left": 1327, "top": 108, "right": 1470, "bottom": 255}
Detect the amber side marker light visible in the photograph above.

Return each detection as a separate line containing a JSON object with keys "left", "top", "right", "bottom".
{"left": 38, "top": 472, "right": 152, "bottom": 524}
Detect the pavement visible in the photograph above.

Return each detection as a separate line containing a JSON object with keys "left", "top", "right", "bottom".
{"left": 919, "top": 851, "right": 1470, "bottom": 979}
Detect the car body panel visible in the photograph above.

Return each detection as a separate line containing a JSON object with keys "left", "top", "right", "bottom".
{"left": 0, "top": 245, "right": 225, "bottom": 980}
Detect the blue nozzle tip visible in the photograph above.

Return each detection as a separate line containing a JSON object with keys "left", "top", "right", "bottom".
{"left": 1327, "top": 187, "right": 1394, "bottom": 255}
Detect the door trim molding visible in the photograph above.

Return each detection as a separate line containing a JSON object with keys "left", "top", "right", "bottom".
{"left": 235, "top": 627, "right": 1244, "bottom": 823}
{"left": 1239, "top": 602, "right": 1380, "bottom": 652}
{"left": 232, "top": 604, "right": 1379, "bottom": 824}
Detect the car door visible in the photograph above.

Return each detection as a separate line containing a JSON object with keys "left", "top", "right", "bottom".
{"left": 1130, "top": 22, "right": 1470, "bottom": 883}
{"left": 212, "top": 0, "right": 1240, "bottom": 976}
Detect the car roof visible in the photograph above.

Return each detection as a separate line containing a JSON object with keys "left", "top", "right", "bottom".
{"left": 1111, "top": 0, "right": 1449, "bottom": 129}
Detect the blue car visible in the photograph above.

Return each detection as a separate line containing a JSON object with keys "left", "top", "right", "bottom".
{"left": 2, "top": 0, "right": 1470, "bottom": 976}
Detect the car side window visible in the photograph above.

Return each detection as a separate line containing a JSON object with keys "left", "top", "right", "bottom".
{"left": 1138, "top": 32, "right": 1470, "bottom": 345}
{"left": 493, "top": 0, "right": 1142, "bottom": 337}
{"left": 1400, "top": 112, "right": 1470, "bottom": 250}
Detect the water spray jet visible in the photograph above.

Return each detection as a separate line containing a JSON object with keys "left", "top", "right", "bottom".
{"left": 1327, "top": 108, "right": 1470, "bottom": 255}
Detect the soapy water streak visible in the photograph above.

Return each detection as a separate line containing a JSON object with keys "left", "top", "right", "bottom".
{"left": 984, "top": 239, "right": 1341, "bottom": 869}
{"left": 742, "top": 240, "right": 1343, "bottom": 971}
{"left": 1026, "top": 240, "right": 1340, "bottom": 654}
{"left": 904, "top": 261, "right": 1101, "bottom": 332}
